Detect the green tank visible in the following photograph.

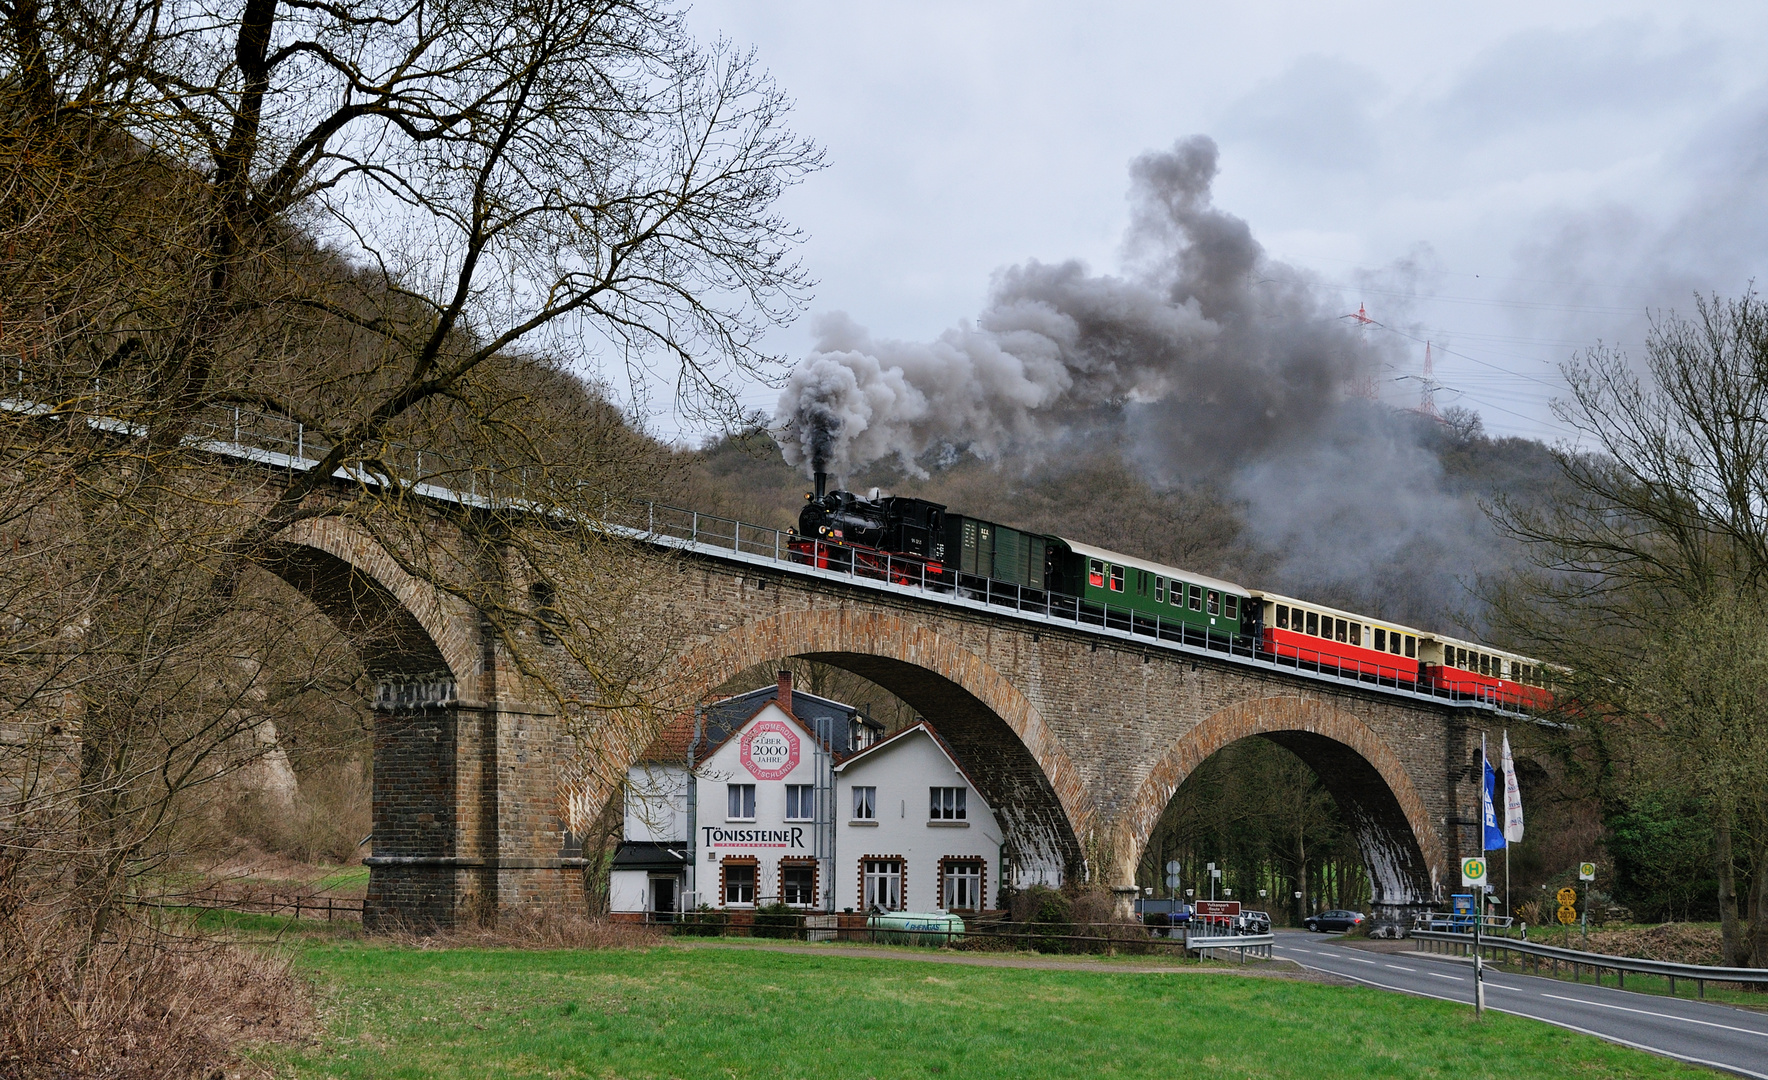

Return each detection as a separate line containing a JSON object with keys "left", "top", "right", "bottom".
{"left": 867, "top": 911, "right": 965, "bottom": 945}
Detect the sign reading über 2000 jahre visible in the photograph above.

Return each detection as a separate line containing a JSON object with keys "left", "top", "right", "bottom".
{"left": 740, "top": 720, "right": 800, "bottom": 781}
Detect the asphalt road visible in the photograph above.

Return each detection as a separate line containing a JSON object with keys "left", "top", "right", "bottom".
{"left": 1270, "top": 930, "right": 1768, "bottom": 1078}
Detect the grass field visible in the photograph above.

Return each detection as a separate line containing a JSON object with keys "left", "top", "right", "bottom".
{"left": 260, "top": 941, "right": 1714, "bottom": 1079}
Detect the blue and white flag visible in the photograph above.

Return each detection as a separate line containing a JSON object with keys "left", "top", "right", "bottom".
{"left": 1482, "top": 754, "right": 1506, "bottom": 851}
{"left": 1501, "top": 731, "right": 1525, "bottom": 843}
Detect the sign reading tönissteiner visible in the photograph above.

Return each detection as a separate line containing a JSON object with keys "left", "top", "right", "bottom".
{"left": 740, "top": 720, "right": 800, "bottom": 780}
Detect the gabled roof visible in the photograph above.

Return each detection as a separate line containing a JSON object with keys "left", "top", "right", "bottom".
{"left": 635, "top": 683, "right": 885, "bottom": 765}
{"left": 833, "top": 720, "right": 984, "bottom": 796}
{"left": 698, "top": 696, "right": 826, "bottom": 762}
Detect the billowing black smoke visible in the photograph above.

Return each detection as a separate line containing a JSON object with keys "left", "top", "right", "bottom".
{"left": 775, "top": 136, "right": 1390, "bottom": 480}
{"left": 774, "top": 135, "right": 1520, "bottom": 628}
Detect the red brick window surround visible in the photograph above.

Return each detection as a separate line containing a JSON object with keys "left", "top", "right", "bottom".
{"left": 779, "top": 858, "right": 819, "bottom": 907}
{"left": 721, "top": 857, "right": 759, "bottom": 907}
{"left": 937, "top": 856, "right": 988, "bottom": 912}
{"left": 858, "top": 856, "right": 905, "bottom": 912}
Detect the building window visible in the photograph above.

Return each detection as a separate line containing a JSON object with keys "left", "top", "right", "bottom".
{"left": 1109, "top": 565, "right": 1125, "bottom": 592}
{"left": 930, "top": 787, "right": 967, "bottom": 821}
{"left": 785, "top": 784, "right": 814, "bottom": 822}
{"left": 862, "top": 858, "right": 904, "bottom": 911}
{"left": 780, "top": 861, "right": 817, "bottom": 906}
{"left": 940, "top": 859, "right": 986, "bottom": 911}
{"left": 852, "top": 786, "right": 877, "bottom": 820}
{"left": 727, "top": 784, "right": 756, "bottom": 821}
{"left": 1088, "top": 558, "right": 1105, "bottom": 588}
{"left": 1189, "top": 584, "right": 1203, "bottom": 611}
{"left": 722, "top": 860, "right": 756, "bottom": 906}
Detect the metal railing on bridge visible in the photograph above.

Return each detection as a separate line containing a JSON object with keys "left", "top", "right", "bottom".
{"left": 5, "top": 390, "right": 1531, "bottom": 716}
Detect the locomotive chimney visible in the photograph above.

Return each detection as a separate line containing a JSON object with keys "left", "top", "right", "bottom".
{"left": 814, "top": 470, "right": 827, "bottom": 499}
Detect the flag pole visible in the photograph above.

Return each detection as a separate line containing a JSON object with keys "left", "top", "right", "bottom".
{"left": 1475, "top": 732, "right": 1487, "bottom": 1018}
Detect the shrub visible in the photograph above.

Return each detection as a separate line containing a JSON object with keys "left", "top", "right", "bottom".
{"left": 751, "top": 902, "right": 802, "bottom": 940}
{"left": 674, "top": 905, "right": 729, "bottom": 937}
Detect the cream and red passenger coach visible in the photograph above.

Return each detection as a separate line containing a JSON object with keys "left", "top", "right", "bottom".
{"left": 1252, "top": 592, "right": 1427, "bottom": 686}
{"left": 1253, "top": 592, "right": 1552, "bottom": 709}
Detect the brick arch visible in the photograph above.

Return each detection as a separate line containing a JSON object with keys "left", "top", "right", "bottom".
{"left": 1113, "top": 696, "right": 1446, "bottom": 910}
{"left": 668, "top": 608, "right": 1095, "bottom": 886}
{"left": 262, "top": 517, "right": 480, "bottom": 694}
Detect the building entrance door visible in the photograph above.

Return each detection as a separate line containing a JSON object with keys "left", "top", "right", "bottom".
{"left": 649, "top": 876, "right": 677, "bottom": 922}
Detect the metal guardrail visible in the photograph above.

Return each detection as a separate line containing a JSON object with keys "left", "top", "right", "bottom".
{"left": 1184, "top": 931, "right": 1275, "bottom": 961}
{"left": 5, "top": 391, "right": 1533, "bottom": 716}
{"left": 1410, "top": 929, "right": 1768, "bottom": 997}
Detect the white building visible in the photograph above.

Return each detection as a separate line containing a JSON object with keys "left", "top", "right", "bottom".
{"left": 609, "top": 673, "right": 1004, "bottom": 917}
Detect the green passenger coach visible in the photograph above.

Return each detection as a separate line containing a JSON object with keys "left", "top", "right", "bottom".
{"left": 1049, "top": 538, "right": 1251, "bottom": 638}
{"left": 935, "top": 511, "right": 1251, "bottom": 639}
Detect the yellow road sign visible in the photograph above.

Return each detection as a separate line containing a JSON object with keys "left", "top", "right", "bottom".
{"left": 1556, "top": 886, "right": 1578, "bottom": 906}
{"left": 1557, "top": 904, "right": 1578, "bottom": 925}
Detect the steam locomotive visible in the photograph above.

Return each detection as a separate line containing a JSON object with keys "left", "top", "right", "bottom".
{"left": 788, "top": 474, "right": 1552, "bottom": 710}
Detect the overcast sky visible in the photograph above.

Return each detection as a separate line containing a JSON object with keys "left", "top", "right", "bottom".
{"left": 644, "top": 1, "right": 1768, "bottom": 444}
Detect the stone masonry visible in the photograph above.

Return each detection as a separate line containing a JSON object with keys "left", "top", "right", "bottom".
{"left": 265, "top": 510, "right": 1509, "bottom": 929}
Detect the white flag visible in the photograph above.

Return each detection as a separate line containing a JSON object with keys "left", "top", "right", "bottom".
{"left": 1501, "top": 730, "right": 1524, "bottom": 843}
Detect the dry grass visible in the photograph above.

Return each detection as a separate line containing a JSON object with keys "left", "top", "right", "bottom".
{"left": 0, "top": 912, "right": 312, "bottom": 1080}
{"left": 383, "top": 909, "right": 667, "bottom": 952}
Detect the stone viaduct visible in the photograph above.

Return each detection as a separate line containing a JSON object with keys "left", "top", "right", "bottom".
{"left": 254, "top": 500, "right": 1520, "bottom": 932}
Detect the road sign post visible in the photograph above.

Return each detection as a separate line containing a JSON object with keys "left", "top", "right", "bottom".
{"left": 1462, "top": 857, "right": 1489, "bottom": 1018}
{"left": 1578, "top": 863, "right": 1595, "bottom": 945}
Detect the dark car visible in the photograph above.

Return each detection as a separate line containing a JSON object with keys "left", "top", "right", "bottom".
{"left": 1303, "top": 909, "right": 1365, "bottom": 933}
{"left": 1236, "top": 910, "right": 1271, "bottom": 934}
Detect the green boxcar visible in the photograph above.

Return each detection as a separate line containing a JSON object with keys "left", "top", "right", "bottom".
{"left": 944, "top": 515, "right": 1049, "bottom": 591}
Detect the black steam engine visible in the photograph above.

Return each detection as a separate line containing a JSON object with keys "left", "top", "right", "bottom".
{"left": 790, "top": 472, "right": 948, "bottom": 582}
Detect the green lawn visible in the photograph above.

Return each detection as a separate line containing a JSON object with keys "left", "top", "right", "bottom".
{"left": 260, "top": 942, "right": 1713, "bottom": 1079}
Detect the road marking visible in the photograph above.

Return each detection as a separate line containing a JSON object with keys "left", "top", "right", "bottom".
{"left": 1345, "top": 956, "right": 1377, "bottom": 965}
{"left": 1428, "top": 972, "right": 1463, "bottom": 981}
{"left": 1282, "top": 962, "right": 1768, "bottom": 1080}
{"left": 1538, "top": 994, "right": 1768, "bottom": 1039}
{"left": 1384, "top": 964, "right": 1416, "bottom": 973}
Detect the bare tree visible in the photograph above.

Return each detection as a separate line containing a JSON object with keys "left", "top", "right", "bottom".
{"left": 1490, "top": 292, "right": 1768, "bottom": 964}
{"left": 0, "top": 0, "right": 820, "bottom": 954}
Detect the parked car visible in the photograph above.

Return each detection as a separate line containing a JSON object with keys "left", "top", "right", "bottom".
{"left": 1236, "top": 910, "right": 1271, "bottom": 934}
{"left": 1303, "top": 909, "right": 1366, "bottom": 933}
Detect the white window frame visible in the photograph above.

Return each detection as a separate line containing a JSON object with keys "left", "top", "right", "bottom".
{"left": 723, "top": 861, "right": 756, "bottom": 906}
{"left": 930, "top": 787, "right": 967, "bottom": 821}
{"left": 780, "top": 863, "right": 817, "bottom": 907}
{"left": 863, "top": 859, "right": 903, "bottom": 911}
{"left": 852, "top": 786, "right": 877, "bottom": 820}
{"left": 785, "top": 784, "right": 814, "bottom": 822}
{"left": 942, "top": 861, "right": 985, "bottom": 911}
{"left": 727, "top": 783, "right": 756, "bottom": 822}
